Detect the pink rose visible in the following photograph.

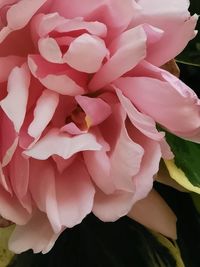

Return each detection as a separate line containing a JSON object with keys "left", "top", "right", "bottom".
{"left": 0, "top": 0, "right": 198, "bottom": 253}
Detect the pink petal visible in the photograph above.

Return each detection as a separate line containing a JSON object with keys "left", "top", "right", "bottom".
{"left": 28, "top": 55, "right": 85, "bottom": 96}
{"left": 84, "top": 105, "right": 144, "bottom": 194}
{"left": 89, "top": 25, "right": 147, "bottom": 90}
{"left": 115, "top": 89, "right": 164, "bottom": 141}
{"left": 127, "top": 123, "right": 161, "bottom": 202}
{"left": 128, "top": 189, "right": 177, "bottom": 239}
{"left": 31, "top": 13, "right": 67, "bottom": 39}
{"left": 54, "top": 17, "right": 107, "bottom": 38}
{"left": 52, "top": 155, "right": 75, "bottom": 173}
{"left": 160, "top": 138, "right": 174, "bottom": 160}
{"left": 0, "top": 163, "right": 11, "bottom": 193}
{"left": 9, "top": 147, "right": 31, "bottom": 212}
{"left": 0, "top": 56, "right": 24, "bottom": 82}
{"left": 29, "top": 159, "right": 61, "bottom": 232}
{"left": 116, "top": 70, "right": 200, "bottom": 138}
{"left": 50, "top": 0, "right": 138, "bottom": 38}
{"left": 132, "top": 0, "right": 197, "bottom": 66}
{"left": 1, "top": 63, "right": 30, "bottom": 132}
{"left": 75, "top": 95, "right": 112, "bottom": 126}
{"left": 0, "top": 110, "right": 18, "bottom": 168}
{"left": 60, "top": 123, "right": 87, "bottom": 135}
{"left": 63, "top": 34, "right": 108, "bottom": 73}
{"left": 56, "top": 158, "right": 95, "bottom": 227}
{"left": 38, "top": 37, "right": 63, "bottom": 64}
{"left": 0, "top": 0, "right": 48, "bottom": 43}
{"left": 0, "top": 185, "right": 31, "bottom": 225}
{"left": 24, "top": 128, "right": 101, "bottom": 160}
{"left": 84, "top": 128, "right": 114, "bottom": 194}
{"left": 9, "top": 211, "right": 62, "bottom": 254}
{"left": 109, "top": 120, "right": 144, "bottom": 192}
{"left": 28, "top": 89, "right": 59, "bottom": 138}
{"left": 93, "top": 188, "right": 135, "bottom": 221}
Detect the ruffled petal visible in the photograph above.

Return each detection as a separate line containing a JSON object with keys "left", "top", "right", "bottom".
{"left": 24, "top": 128, "right": 102, "bottom": 160}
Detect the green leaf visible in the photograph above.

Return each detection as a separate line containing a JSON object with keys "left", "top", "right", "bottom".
{"left": 164, "top": 131, "right": 200, "bottom": 189}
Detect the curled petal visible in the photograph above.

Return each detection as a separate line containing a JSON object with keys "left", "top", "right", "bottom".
{"left": 115, "top": 67, "right": 200, "bottom": 140}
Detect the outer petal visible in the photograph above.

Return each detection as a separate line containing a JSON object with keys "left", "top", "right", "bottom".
{"left": 128, "top": 189, "right": 177, "bottom": 239}
{"left": 115, "top": 69, "right": 200, "bottom": 140}
{"left": 9, "top": 211, "right": 62, "bottom": 254}
{"left": 132, "top": 0, "right": 197, "bottom": 66}
{"left": 1, "top": 63, "right": 30, "bottom": 132}
{"left": 89, "top": 26, "right": 147, "bottom": 90}
{"left": 24, "top": 128, "right": 102, "bottom": 160}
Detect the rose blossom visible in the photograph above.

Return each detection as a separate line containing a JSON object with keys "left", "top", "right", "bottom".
{"left": 0, "top": 0, "right": 198, "bottom": 253}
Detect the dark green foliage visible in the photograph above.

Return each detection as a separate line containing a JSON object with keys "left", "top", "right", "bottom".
{"left": 10, "top": 214, "right": 176, "bottom": 267}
